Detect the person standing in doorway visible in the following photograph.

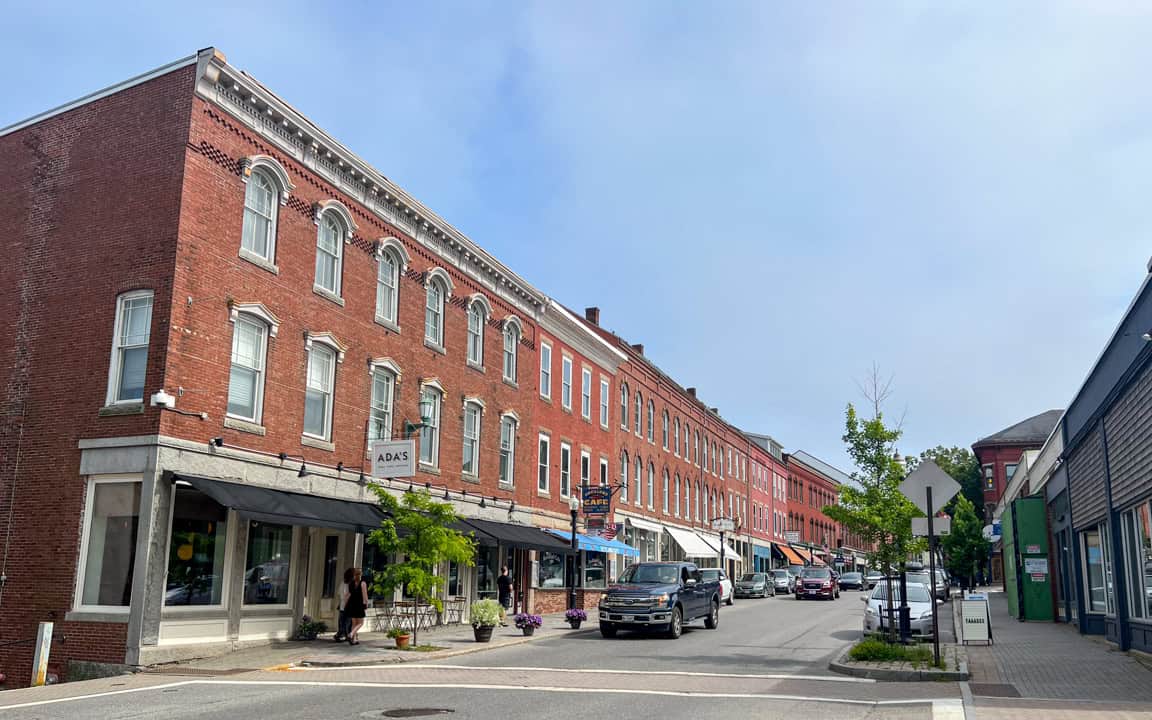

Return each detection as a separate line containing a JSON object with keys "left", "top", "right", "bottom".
{"left": 333, "top": 567, "right": 354, "bottom": 642}
{"left": 497, "top": 565, "right": 513, "bottom": 626}
{"left": 342, "top": 567, "right": 369, "bottom": 645}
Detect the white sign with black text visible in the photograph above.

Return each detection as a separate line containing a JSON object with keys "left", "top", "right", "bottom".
{"left": 370, "top": 439, "right": 417, "bottom": 479}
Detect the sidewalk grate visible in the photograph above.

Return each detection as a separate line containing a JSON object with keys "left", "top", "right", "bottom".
{"left": 968, "top": 682, "right": 1020, "bottom": 697}
{"left": 142, "top": 666, "right": 259, "bottom": 676}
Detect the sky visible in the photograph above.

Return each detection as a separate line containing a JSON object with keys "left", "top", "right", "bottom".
{"left": 5, "top": 1, "right": 1151, "bottom": 473}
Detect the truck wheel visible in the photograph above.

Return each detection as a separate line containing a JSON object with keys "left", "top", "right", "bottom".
{"left": 599, "top": 623, "right": 617, "bottom": 638}
{"left": 665, "top": 606, "right": 683, "bottom": 639}
{"left": 704, "top": 600, "right": 719, "bottom": 629}
{"left": 725, "top": 594, "right": 734, "bottom": 606}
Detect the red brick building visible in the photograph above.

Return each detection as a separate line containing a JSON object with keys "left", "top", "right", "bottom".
{"left": 783, "top": 451, "right": 870, "bottom": 571}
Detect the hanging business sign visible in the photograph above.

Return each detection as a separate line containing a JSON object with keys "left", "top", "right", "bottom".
{"left": 370, "top": 439, "right": 416, "bottom": 478}
{"left": 582, "top": 485, "right": 611, "bottom": 516}
{"left": 785, "top": 531, "right": 800, "bottom": 544}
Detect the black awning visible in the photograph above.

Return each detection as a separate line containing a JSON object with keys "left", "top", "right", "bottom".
{"left": 176, "top": 474, "right": 386, "bottom": 533}
{"left": 456, "top": 518, "right": 574, "bottom": 553}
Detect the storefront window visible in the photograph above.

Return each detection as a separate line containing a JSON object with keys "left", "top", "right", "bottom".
{"left": 584, "top": 551, "right": 607, "bottom": 588}
{"left": 363, "top": 542, "right": 390, "bottom": 600}
{"left": 165, "top": 487, "right": 227, "bottom": 606}
{"left": 476, "top": 545, "right": 499, "bottom": 600}
{"left": 536, "top": 551, "right": 566, "bottom": 588}
{"left": 243, "top": 522, "right": 292, "bottom": 605}
{"left": 448, "top": 561, "right": 462, "bottom": 597}
{"left": 81, "top": 481, "right": 141, "bottom": 607}
{"left": 1123, "top": 502, "right": 1152, "bottom": 619}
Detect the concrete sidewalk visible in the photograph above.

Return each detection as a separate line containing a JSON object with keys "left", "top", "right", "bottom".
{"left": 144, "top": 613, "right": 591, "bottom": 673}
{"left": 964, "top": 590, "right": 1152, "bottom": 703}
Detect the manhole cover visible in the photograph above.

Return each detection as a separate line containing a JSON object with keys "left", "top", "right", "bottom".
{"left": 380, "top": 710, "right": 454, "bottom": 718}
{"left": 969, "top": 683, "right": 1021, "bottom": 697}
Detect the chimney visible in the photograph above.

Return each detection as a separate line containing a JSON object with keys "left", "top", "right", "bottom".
{"left": 631, "top": 343, "right": 644, "bottom": 355}
{"left": 710, "top": 407, "right": 719, "bottom": 415}
{"left": 686, "top": 387, "right": 697, "bottom": 398}
{"left": 584, "top": 307, "right": 600, "bottom": 326}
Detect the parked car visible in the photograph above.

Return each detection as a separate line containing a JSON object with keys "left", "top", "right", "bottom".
{"left": 906, "top": 571, "right": 950, "bottom": 601}
{"left": 795, "top": 566, "right": 839, "bottom": 600}
{"left": 735, "top": 572, "right": 774, "bottom": 598}
{"left": 838, "top": 572, "right": 865, "bottom": 590}
{"left": 771, "top": 569, "right": 795, "bottom": 594}
{"left": 864, "top": 571, "right": 884, "bottom": 589}
{"left": 862, "top": 581, "right": 938, "bottom": 640}
{"left": 699, "top": 568, "right": 734, "bottom": 605}
{"left": 597, "top": 561, "right": 722, "bottom": 639}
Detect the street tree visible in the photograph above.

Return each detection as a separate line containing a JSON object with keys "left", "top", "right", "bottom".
{"left": 366, "top": 486, "right": 476, "bottom": 646}
{"left": 915, "top": 446, "right": 983, "bottom": 522}
{"left": 941, "top": 494, "right": 988, "bottom": 590}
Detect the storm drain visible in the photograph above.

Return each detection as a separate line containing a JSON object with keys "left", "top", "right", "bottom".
{"left": 968, "top": 683, "right": 1021, "bottom": 697}
{"left": 379, "top": 710, "right": 455, "bottom": 718}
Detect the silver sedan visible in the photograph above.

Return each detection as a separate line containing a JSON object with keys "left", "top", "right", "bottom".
{"left": 861, "top": 581, "right": 939, "bottom": 639}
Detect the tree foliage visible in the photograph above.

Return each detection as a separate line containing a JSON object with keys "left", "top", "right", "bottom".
{"left": 365, "top": 487, "right": 476, "bottom": 645}
{"left": 941, "top": 494, "right": 988, "bottom": 583}
{"left": 913, "top": 446, "right": 984, "bottom": 522}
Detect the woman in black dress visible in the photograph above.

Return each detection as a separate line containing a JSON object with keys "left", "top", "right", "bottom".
{"left": 342, "top": 567, "right": 368, "bottom": 645}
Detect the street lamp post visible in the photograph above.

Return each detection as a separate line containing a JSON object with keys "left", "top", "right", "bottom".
{"left": 568, "top": 496, "right": 580, "bottom": 611}
{"left": 403, "top": 397, "right": 435, "bottom": 439}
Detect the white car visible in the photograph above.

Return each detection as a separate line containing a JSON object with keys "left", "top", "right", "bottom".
{"left": 862, "top": 580, "right": 938, "bottom": 639}
{"left": 699, "top": 568, "right": 734, "bottom": 606}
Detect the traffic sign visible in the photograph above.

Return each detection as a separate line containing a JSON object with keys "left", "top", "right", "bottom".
{"left": 711, "top": 517, "right": 735, "bottom": 533}
{"left": 898, "top": 460, "right": 961, "bottom": 516}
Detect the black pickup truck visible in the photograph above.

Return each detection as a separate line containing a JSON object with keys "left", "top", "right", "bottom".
{"left": 597, "top": 561, "right": 722, "bottom": 639}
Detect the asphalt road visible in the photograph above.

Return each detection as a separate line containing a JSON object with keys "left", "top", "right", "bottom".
{"left": 0, "top": 590, "right": 961, "bottom": 719}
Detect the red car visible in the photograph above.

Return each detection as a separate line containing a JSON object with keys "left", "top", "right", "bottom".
{"left": 794, "top": 566, "right": 839, "bottom": 600}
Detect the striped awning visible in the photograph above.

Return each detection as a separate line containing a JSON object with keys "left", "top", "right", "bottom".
{"left": 779, "top": 545, "right": 805, "bottom": 565}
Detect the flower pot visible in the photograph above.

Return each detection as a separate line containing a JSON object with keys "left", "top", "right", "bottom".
{"left": 394, "top": 634, "right": 411, "bottom": 649}
{"left": 521, "top": 626, "right": 535, "bottom": 636}
{"left": 568, "top": 620, "right": 582, "bottom": 629}
{"left": 473, "top": 625, "right": 494, "bottom": 643}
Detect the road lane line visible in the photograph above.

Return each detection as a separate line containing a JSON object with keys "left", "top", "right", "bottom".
{"left": 291, "top": 663, "right": 877, "bottom": 683}
{"left": 0, "top": 680, "right": 196, "bottom": 711}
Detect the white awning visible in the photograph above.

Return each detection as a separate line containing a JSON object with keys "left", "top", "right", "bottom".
{"left": 665, "top": 525, "right": 719, "bottom": 558}
{"left": 697, "top": 532, "right": 743, "bottom": 563}
{"left": 625, "top": 515, "right": 664, "bottom": 534}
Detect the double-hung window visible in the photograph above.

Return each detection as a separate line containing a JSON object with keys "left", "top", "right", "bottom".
{"left": 620, "top": 383, "right": 629, "bottom": 428}
{"left": 462, "top": 401, "right": 482, "bottom": 477}
{"left": 646, "top": 401, "right": 654, "bottom": 443}
{"left": 499, "top": 415, "right": 516, "bottom": 486}
{"left": 674, "top": 419, "right": 680, "bottom": 456}
{"left": 561, "top": 356, "right": 573, "bottom": 410}
{"left": 467, "top": 303, "right": 486, "bottom": 367}
{"left": 634, "top": 392, "right": 642, "bottom": 435}
{"left": 227, "top": 315, "right": 268, "bottom": 422}
{"left": 581, "top": 368, "right": 592, "bottom": 420}
{"left": 376, "top": 252, "right": 399, "bottom": 325}
{"left": 634, "top": 458, "right": 642, "bottom": 507}
{"left": 560, "top": 442, "right": 572, "bottom": 498}
{"left": 241, "top": 170, "right": 278, "bottom": 262}
{"left": 662, "top": 411, "right": 669, "bottom": 449}
{"left": 314, "top": 213, "right": 344, "bottom": 297}
{"left": 647, "top": 464, "right": 655, "bottom": 510}
{"left": 106, "top": 290, "right": 153, "bottom": 405}
{"left": 368, "top": 366, "right": 395, "bottom": 442}
{"left": 662, "top": 470, "right": 669, "bottom": 514}
{"left": 503, "top": 321, "right": 519, "bottom": 382}
{"left": 674, "top": 474, "right": 680, "bottom": 517}
{"left": 580, "top": 450, "right": 591, "bottom": 495}
{"left": 599, "top": 378, "right": 610, "bottom": 427}
{"left": 540, "top": 343, "right": 552, "bottom": 399}
{"left": 419, "top": 385, "right": 442, "bottom": 468}
{"left": 425, "top": 281, "right": 445, "bottom": 347}
{"left": 620, "top": 451, "right": 630, "bottom": 503}
{"left": 538, "top": 435, "right": 550, "bottom": 493}
{"left": 304, "top": 343, "right": 337, "bottom": 440}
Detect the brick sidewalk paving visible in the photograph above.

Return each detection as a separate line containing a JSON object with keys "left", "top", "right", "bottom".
{"left": 964, "top": 590, "right": 1152, "bottom": 702}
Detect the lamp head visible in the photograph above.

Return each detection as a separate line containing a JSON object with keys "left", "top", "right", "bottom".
{"left": 569, "top": 496, "right": 581, "bottom": 512}
{"left": 418, "top": 397, "right": 434, "bottom": 425}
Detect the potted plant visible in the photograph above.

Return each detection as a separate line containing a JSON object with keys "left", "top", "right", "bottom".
{"left": 565, "top": 608, "right": 587, "bottom": 629}
{"left": 387, "top": 627, "right": 412, "bottom": 649}
{"left": 514, "top": 613, "right": 543, "bottom": 636}
{"left": 293, "top": 615, "right": 328, "bottom": 641}
{"left": 470, "top": 599, "right": 502, "bottom": 642}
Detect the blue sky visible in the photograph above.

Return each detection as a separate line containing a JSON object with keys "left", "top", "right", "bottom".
{"left": 6, "top": 2, "right": 1151, "bottom": 473}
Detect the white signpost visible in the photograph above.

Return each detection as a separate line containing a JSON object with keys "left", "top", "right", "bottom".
{"left": 711, "top": 517, "right": 735, "bottom": 571}
{"left": 912, "top": 517, "right": 951, "bottom": 537}
{"left": 370, "top": 439, "right": 417, "bottom": 479}
{"left": 898, "top": 459, "right": 960, "bottom": 667}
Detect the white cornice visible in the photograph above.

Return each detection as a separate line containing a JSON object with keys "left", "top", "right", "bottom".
{"left": 540, "top": 300, "right": 626, "bottom": 373}
{"left": 193, "top": 49, "right": 546, "bottom": 318}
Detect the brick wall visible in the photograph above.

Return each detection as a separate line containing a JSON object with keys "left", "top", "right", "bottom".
{"left": 533, "top": 588, "right": 603, "bottom": 614}
{"left": 0, "top": 65, "right": 195, "bottom": 684}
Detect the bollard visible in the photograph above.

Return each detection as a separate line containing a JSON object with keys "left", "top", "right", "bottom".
{"left": 30, "top": 622, "right": 52, "bottom": 687}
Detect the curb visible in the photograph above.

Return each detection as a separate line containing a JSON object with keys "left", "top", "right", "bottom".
{"left": 300, "top": 625, "right": 598, "bottom": 668}
{"left": 828, "top": 651, "right": 970, "bottom": 682}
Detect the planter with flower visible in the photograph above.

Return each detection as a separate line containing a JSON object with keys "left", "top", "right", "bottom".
{"left": 294, "top": 615, "right": 328, "bottom": 641}
{"left": 387, "top": 627, "right": 412, "bottom": 649}
{"left": 565, "top": 608, "right": 587, "bottom": 629}
{"left": 470, "top": 599, "right": 502, "bottom": 642}
{"left": 514, "top": 613, "right": 543, "bottom": 636}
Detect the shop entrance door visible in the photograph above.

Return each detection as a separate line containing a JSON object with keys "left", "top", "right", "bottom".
{"left": 306, "top": 530, "right": 348, "bottom": 626}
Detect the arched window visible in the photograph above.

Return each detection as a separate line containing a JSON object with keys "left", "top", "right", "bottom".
{"left": 684, "top": 477, "right": 690, "bottom": 519}
{"left": 466, "top": 295, "right": 490, "bottom": 367}
{"left": 702, "top": 437, "right": 709, "bottom": 471}
{"left": 703, "top": 483, "right": 710, "bottom": 522}
{"left": 661, "top": 410, "right": 669, "bottom": 449}
{"left": 634, "top": 391, "right": 642, "bottom": 435}
{"left": 374, "top": 239, "right": 409, "bottom": 327}
{"left": 502, "top": 317, "right": 521, "bottom": 383}
{"left": 314, "top": 203, "right": 353, "bottom": 298}
{"left": 662, "top": 469, "right": 670, "bottom": 514}
{"left": 674, "top": 473, "right": 681, "bottom": 517}
{"left": 646, "top": 400, "right": 655, "bottom": 443}
{"left": 240, "top": 157, "right": 291, "bottom": 265}
{"left": 620, "top": 382, "right": 629, "bottom": 428}
{"left": 647, "top": 463, "right": 655, "bottom": 510}
{"left": 620, "top": 451, "right": 630, "bottom": 503}
{"left": 694, "top": 431, "right": 700, "bottom": 466}
{"left": 634, "top": 455, "right": 642, "bottom": 506}
{"left": 673, "top": 418, "right": 680, "bottom": 456}
{"left": 423, "top": 269, "right": 453, "bottom": 348}
{"left": 694, "top": 480, "right": 701, "bottom": 522}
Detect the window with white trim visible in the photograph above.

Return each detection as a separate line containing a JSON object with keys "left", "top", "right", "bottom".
{"left": 647, "top": 463, "right": 655, "bottom": 510}
{"left": 662, "top": 470, "right": 669, "bottom": 514}
{"left": 634, "top": 455, "right": 642, "bottom": 506}
{"left": 674, "top": 473, "right": 681, "bottom": 517}
{"left": 315, "top": 213, "right": 345, "bottom": 296}
{"left": 662, "top": 411, "right": 669, "bottom": 449}
{"left": 600, "top": 457, "right": 608, "bottom": 486}
{"left": 368, "top": 366, "right": 395, "bottom": 442}
{"left": 694, "top": 431, "right": 700, "bottom": 466}
{"left": 620, "top": 451, "right": 630, "bottom": 503}
{"left": 540, "top": 342, "right": 552, "bottom": 399}
{"left": 499, "top": 415, "right": 516, "bottom": 487}
{"left": 673, "top": 418, "right": 680, "bottom": 456}
{"left": 503, "top": 321, "right": 519, "bottom": 382}
{"left": 106, "top": 290, "right": 153, "bottom": 405}
{"left": 227, "top": 314, "right": 268, "bottom": 423}
{"left": 560, "top": 442, "right": 572, "bottom": 498}
{"left": 580, "top": 450, "right": 591, "bottom": 495}
{"left": 241, "top": 170, "right": 278, "bottom": 262}
{"left": 646, "top": 400, "right": 655, "bottom": 443}
{"left": 634, "top": 392, "right": 642, "bottom": 435}
{"left": 467, "top": 303, "right": 486, "bottom": 367}
{"left": 561, "top": 356, "right": 573, "bottom": 410}
{"left": 581, "top": 367, "right": 592, "bottom": 420}
{"left": 425, "top": 279, "right": 446, "bottom": 347}
{"left": 538, "top": 434, "right": 550, "bottom": 493}
{"left": 684, "top": 477, "right": 690, "bottom": 519}
{"left": 77, "top": 478, "right": 141, "bottom": 608}
{"left": 419, "top": 385, "right": 442, "bottom": 468}
{"left": 599, "top": 377, "right": 610, "bottom": 427}
{"left": 462, "top": 401, "right": 482, "bottom": 477}
{"left": 620, "top": 382, "right": 629, "bottom": 428}
{"left": 303, "top": 344, "right": 337, "bottom": 440}
{"left": 376, "top": 250, "right": 400, "bottom": 325}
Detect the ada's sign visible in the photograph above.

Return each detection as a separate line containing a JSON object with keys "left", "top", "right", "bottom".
{"left": 370, "top": 439, "right": 416, "bottom": 479}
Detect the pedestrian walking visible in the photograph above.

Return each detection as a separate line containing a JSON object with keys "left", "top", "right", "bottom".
{"left": 497, "top": 565, "right": 513, "bottom": 626}
{"left": 333, "top": 567, "right": 354, "bottom": 642}
{"left": 342, "top": 567, "right": 369, "bottom": 645}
